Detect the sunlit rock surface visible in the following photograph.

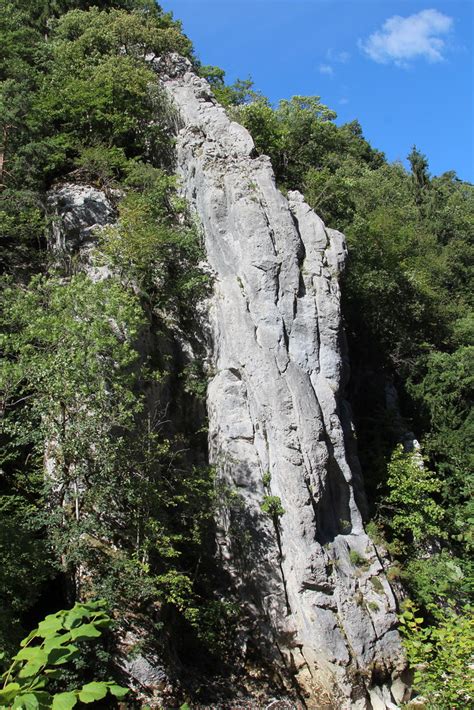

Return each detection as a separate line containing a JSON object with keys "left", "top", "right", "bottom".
{"left": 156, "top": 53, "right": 405, "bottom": 709}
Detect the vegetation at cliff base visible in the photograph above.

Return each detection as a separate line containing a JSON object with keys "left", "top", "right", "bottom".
{"left": 0, "top": 601, "right": 128, "bottom": 709}
{"left": 1, "top": 1, "right": 223, "bottom": 703}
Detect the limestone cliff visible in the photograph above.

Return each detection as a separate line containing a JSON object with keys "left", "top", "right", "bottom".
{"left": 152, "top": 54, "right": 405, "bottom": 709}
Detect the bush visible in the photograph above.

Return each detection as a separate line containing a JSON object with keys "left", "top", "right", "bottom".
{"left": 383, "top": 445, "right": 445, "bottom": 548}
{"left": 0, "top": 601, "right": 128, "bottom": 709}
{"left": 400, "top": 600, "right": 474, "bottom": 708}
{"left": 260, "top": 495, "right": 285, "bottom": 519}
{"left": 349, "top": 550, "right": 369, "bottom": 569}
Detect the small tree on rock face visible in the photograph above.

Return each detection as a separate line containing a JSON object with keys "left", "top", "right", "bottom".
{"left": 408, "top": 145, "right": 429, "bottom": 188}
{"left": 260, "top": 495, "right": 285, "bottom": 521}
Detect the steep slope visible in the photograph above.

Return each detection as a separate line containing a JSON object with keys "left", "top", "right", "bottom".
{"left": 153, "top": 54, "right": 406, "bottom": 709}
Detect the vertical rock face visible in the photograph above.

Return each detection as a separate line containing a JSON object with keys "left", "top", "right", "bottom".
{"left": 156, "top": 55, "right": 405, "bottom": 708}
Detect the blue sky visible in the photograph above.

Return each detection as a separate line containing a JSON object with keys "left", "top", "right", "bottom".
{"left": 163, "top": 1, "right": 473, "bottom": 182}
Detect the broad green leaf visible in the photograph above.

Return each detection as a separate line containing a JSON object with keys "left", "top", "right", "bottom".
{"left": 107, "top": 684, "right": 129, "bottom": 698}
{"left": 47, "top": 645, "right": 79, "bottom": 666}
{"left": 63, "top": 607, "right": 91, "bottom": 630}
{"left": 51, "top": 692, "right": 78, "bottom": 710}
{"left": 92, "top": 618, "right": 110, "bottom": 628}
{"left": 43, "top": 637, "right": 70, "bottom": 655}
{"left": 69, "top": 624, "right": 101, "bottom": 641}
{"left": 63, "top": 614, "right": 86, "bottom": 630}
{"left": 28, "top": 692, "right": 50, "bottom": 709}
{"left": 20, "top": 630, "right": 38, "bottom": 648}
{"left": 14, "top": 648, "right": 46, "bottom": 663}
{"left": 12, "top": 693, "right": 40, "bottom": 709}
{"left": 17, "top": 659, "right": 45, "bottom": 678}
{"left": 36, "top": 616, "right": 63, "bottom": 638}
{"left": 81, "top": 600, "right": 107, "bottom": 611}
{"left": 0, "top": 683, "right": 21, "bottom": 703}
{"left": 78, "top": 682, "right": 108, "bottom": 703}
{"left": 27, "top": 678, "right": 47, "bottom": 692}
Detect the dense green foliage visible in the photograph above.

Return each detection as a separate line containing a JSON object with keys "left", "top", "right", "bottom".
{"left": 0, "top": 0, "right": 191, "bottom": 273}
{"left": 400, "top": 600, "right": 474, "bottom": 709}
{"left": 0, "top": 601, "right": 128, "bottom": 709}
{"left": 97, "top": 162, "right": 208, "bottom": 312}
{"left": 382, "top": 445, "right": 446, "bottom": 548}
{"left": 0, "top": 0, "right": 226, "bottom": 696}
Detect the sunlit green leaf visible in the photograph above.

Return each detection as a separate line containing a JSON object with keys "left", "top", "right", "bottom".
{"left": 77, "top": 682, "right": 108, "bottom": 703}
{"left": 51, "top": 692, "right": 78, "bottom": 710}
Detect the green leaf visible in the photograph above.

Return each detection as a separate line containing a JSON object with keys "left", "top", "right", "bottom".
{"left": 63, "top": 607, "right": 90, "bottom": 630}
{"left": 20, "top": 630, "right": 38, "bottom": 648}
{"left": 26, "top": 678, "right": 46, "bottom": 692}
{"left": 63, "top": 615, "right": 85, "bottom": 631}
{"left": 36, "top": 616, "right": 63, "bottom": 638}
{"left": 0, "top": 683, "right": 21, "bottom": 704}
{"left": 77, "top": 682, "right": 108, "bottom": 703}
{"left": 43, "top": 636, "right": 71, "bottom": 654}
{"left": 14, "top": 648, "right": 46, "bottom": 663}
{"left": 17, "top": 655, "right": 48, "bottom": 678}
{"left": 47, "top": 645, "right": 79, "bottom": 666}
{"left": 12, "top": 693, "right": 40, "bottom": 709}
{"left": 69, "top": 624, "right": 101, "bottom": 641}
{"left": 107, "top": 684, "right": 129, "bottom": 699}
{"left": 51, "top": 692, "right": 78, "bottom": 710}
{"left": 81, "top": 600, "right": 107, "bottom": 612}
{"left": 91, "top": 618, "right": 110, "bottom": 629}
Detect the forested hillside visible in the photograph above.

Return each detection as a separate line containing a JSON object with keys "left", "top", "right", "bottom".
{"left": 0, "top": 1, "right": 472, "bottom": 708}
{"left": 0, "top": 2, "right": 227, "bottom": 704}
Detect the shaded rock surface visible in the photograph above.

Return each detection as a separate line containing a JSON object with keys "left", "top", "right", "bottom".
{"left": 155, "top": 54, "right": 405, "bottom": 708}
{"left": 47, "top": 183, "right": 117, "bottom": 253}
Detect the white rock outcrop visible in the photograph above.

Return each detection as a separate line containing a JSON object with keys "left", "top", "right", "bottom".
{"left": 155, "top": 55, "right": 405, "bottom": 708}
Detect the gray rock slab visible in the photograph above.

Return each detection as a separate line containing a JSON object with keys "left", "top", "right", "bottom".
{"left": 157, "top": 53, "right": 405, "bottom": 708}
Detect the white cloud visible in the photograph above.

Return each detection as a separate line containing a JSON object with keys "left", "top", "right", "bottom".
{"left": 318, "top": 63, "right": 334, "bottom": 76}
{"left": 326, "top": 49, "right": 350, "bottom": 63}
{"left": 339, "top": 97, "right": 349, "bottom": 105}
{"left": 360, "top": 9, "right": 453, "bottom": 66}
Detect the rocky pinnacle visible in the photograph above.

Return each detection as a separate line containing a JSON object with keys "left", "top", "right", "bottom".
{"left": 154, "top": 54, "right": 405, "bottom": 709}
